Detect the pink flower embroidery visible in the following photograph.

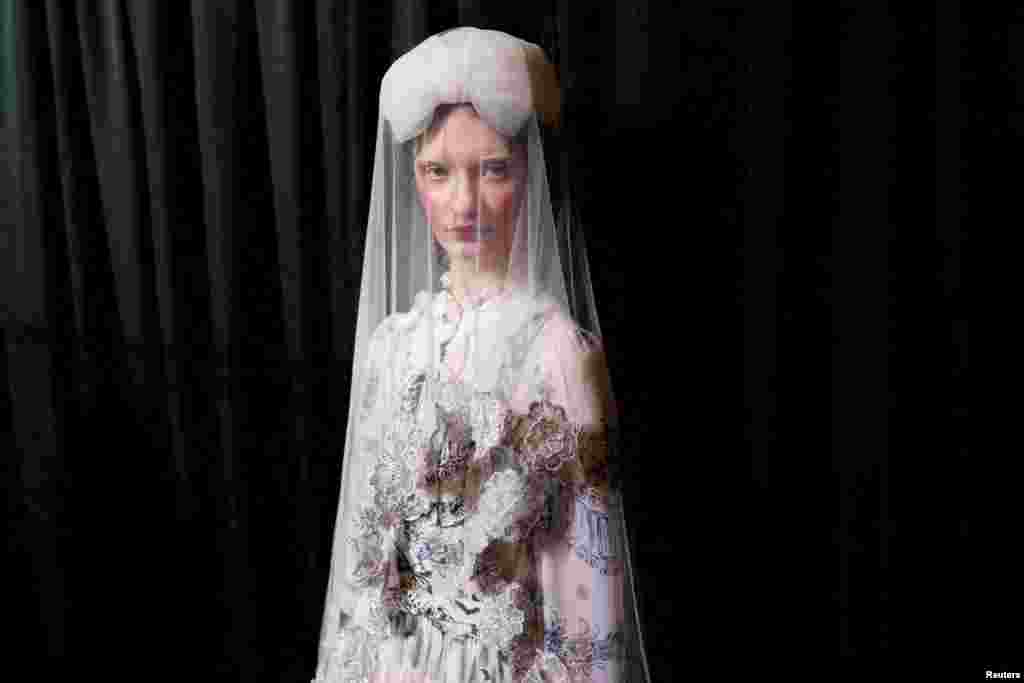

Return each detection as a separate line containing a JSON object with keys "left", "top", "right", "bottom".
{"left": 518, "top": 400, "right": 581, "bottom": 474}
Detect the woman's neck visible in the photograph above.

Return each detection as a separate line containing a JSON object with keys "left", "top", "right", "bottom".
{"left": 446, "top": 260, "right": 507, "bottom": 304}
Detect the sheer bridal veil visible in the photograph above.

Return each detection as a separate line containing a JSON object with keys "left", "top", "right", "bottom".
{"left": 313, "top": 27, "right": 650, "bottom": 682}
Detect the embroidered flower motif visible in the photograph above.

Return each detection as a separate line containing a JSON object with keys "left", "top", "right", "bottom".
{"left": 536, "top": 610, "right": 634, "bottom": 681}
{"left": 475, "top": 469, "right": 527, "bottom": 541}
{"left": 474, "top": 585, "right": 525, "bottom": 652}
{"left": 420, "top": 405, "right": 475, "bottom": 486}
{"left": 471, "top": 542, "right": 506, "bottom": 594}
{"left": 366, "top": 419, "right": 429, "bottom": 522}
{"left": 369, "top": 457, "right": 416, "bottom": 526}
{"left": 350, "top": 522, "right": 387, "bottom": 587}
{"left": 522, "top": 650, "right": 571, "bottom": 683}
{"left": 562, "top": 625, "right": 595, "bottom": 682}
{"left": 513, "top": 400, "right": 581, "bottom": 474}
{"left": 514, "top": 474, "right": 548, "bottom": 539}
{"left": 510, "top": 580, "right": 539, "bottom": 612}
{"left": 333, "top": 286, "right": 644, "bottom": 683}
{"left": 508, "top": 641, "right": 542, "bottom": 681}
{"left": 399, "top": 370, "right": 427, "bottom": 417}
{"left": 350, "top": 416, "right": 434, "bottom": 590}
{"left": 469, "top": 392, "right": 508, "bottom": 458}
{"left": 543, "top": 620, "right": 566, "bottom": 655}
{"left": 413, "top": 535, "right": 464, "bottom": 577}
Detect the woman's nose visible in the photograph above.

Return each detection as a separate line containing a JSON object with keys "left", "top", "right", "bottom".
{"left": 450, "top": 172, "right": 479, "bottom": 217}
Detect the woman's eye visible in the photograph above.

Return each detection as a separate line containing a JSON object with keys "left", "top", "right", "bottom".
{"left": 422, "top": 164, "right": 448, "bottom": 180}
{"left": 482, "top": 162, "right": 509, "bottom": 177}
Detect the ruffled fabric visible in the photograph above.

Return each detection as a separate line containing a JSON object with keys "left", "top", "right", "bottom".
{"left": 314, "top": 616, "right": 574, "bottom": 683}
{"left": 313, "top": 287, "right": 645, "bottom": 683}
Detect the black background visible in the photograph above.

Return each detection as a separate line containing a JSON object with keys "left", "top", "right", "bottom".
{"left": 1, "top": 1, "right": 987, "bottom": 679}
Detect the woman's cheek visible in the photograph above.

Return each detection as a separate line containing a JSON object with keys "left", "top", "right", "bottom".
{"left": 492, "top": 188, "right": 519, "bottom": 232}
{"left": 418, "top": 186, "right": 442, "bottom": 230}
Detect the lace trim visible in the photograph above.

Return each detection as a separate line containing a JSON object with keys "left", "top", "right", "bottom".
{"left": 540, "top": 610, "right": 634, "bottom": 681}
{"left": 569, "top": 494, "right": 623, "bottom": 576}
{"left": 439, "top": 270, "right": 505, "bottom": 310}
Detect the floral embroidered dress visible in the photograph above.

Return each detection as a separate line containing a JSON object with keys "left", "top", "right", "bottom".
{"left": 313, "top": 274, "right": 644, "bottom": 682}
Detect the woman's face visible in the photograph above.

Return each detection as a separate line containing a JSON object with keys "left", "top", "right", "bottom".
{"left": 414, "top": 105, "right": 527, "bottom": 274}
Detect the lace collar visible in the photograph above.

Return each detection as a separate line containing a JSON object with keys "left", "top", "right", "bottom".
{"left": 439, "top": 271, "right": 505, "bottom": 312}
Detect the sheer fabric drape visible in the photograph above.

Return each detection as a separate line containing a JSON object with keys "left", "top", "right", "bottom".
{"left": 312, "top": 27, "right": 649, "bottom": 682}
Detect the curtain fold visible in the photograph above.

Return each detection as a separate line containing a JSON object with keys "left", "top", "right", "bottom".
{"left": 4, "top": 1, "right": 607, "bottom": 677}
{"left": 5, "top": 0, "right": 959, "bottom": 676}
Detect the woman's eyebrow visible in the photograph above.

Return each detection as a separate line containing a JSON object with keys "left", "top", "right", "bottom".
{"left": 418, "top": 156, "right": 512, "bottom": 167}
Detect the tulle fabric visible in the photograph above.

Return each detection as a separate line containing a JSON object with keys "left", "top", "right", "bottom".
{"left": 312, "top": 27, "right": 649, "bottom": 683}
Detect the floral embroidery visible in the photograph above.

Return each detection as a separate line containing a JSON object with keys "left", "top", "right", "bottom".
{"left": 350, "top": 508, "right": 388, "bottom": 587}
{"left": 474, "top": 585, "right": 527, "bottom": 651}
{"left": 420, "top": 405, "right": 475, "bottom": 486}
{"left": 526, "top": 401, "right": 582, "bottom": 473}
{"left": 468, "top": 392, "right": 508, "bottom": 457}
{"left": 471, "top": 542, "right": 508, "bottom": 594}
{"left": 541, "top": 611, "right": 632, "bottom": 681}
{"left": 399, "top": 513, "right": 471, "bottom": 598}
{"left": 367, "top": 442, "right": 421, "bottom": 524}
{"left": 466, "top": 468, "right": 546, "bottom": 554}
{"left": 399, "top": 370, "right": 427, "bottom": 417}
{"left": 350, "top": 407, "right": 431, "bottom": 588}
{"left": 336, "top": 289, "right": 634, "bottom": 682}
{"left": 500, "top": 400, "right": 582, "bottom": 475}
{"left": 522, "top": 651, "right": 572, "bottom": 683}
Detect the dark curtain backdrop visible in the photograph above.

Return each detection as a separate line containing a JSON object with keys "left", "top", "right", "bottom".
{"left": 1, "top": 0, "right": 985, "bottom": 679}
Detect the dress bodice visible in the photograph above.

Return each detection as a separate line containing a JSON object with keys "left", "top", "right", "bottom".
{"left": 332, "top": 282, "right": 634, "bottom": 681}
{"left": 351, "top": 285, "right": 557, "bottom": 643}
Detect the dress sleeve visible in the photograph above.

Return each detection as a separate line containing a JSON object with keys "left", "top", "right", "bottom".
{"left": 524, "top": 317, "right": 627, "bottom": 683}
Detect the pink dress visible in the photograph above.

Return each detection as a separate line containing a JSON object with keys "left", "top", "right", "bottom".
{"left": 313, "top": 282, "right": 644, "bottom": 682}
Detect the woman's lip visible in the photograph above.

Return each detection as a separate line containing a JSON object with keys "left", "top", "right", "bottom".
{"left": 450, "top": 227, "right": 477, "bottom": 240}
{"left": 450, "top": 225, "right": 495, "bottom": 234}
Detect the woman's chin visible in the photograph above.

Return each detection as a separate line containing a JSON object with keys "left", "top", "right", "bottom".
{"left": 444, "top": 242, "right": 483, "bottom": 262}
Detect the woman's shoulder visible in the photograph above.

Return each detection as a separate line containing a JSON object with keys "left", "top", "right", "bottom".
{"left": 528, "top": 304, "right": 613, "bottom": 427}
{"left": 363, "top": 291, "right": 436, "bottom": 365}
{"left": 493, "top": 288, "right": 604, "bottom": 354}
{"left": 369, "top": 291, "right": 435, "bottom": 338}
{"left": 536, "top": 305, "right": 605, "bottom": 359}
